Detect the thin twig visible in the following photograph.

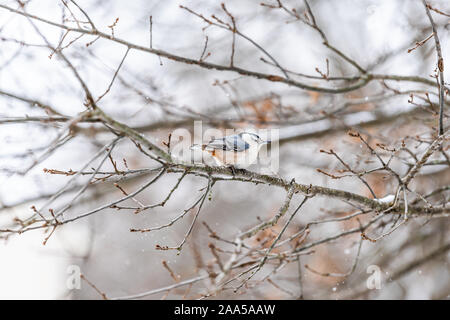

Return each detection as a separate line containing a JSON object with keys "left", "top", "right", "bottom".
{"left": 422, "top": 0, "right": 446, "bottom": 135}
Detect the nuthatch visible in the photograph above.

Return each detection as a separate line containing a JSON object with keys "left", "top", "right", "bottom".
{"left": 191, "top": 132, "right": 270, "bottom": 169}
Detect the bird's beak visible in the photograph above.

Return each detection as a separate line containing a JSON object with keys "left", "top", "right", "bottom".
{"left": 260, "top": 140, "right": 271, "bottom": 145}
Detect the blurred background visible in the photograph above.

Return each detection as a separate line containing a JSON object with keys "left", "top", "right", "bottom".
{"left": 0, "top": 0, "right": 449, "bottom": 299}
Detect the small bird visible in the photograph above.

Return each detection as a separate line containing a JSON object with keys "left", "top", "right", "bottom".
{"left": 191, "top": 132, "right": 270, "bottom": 170}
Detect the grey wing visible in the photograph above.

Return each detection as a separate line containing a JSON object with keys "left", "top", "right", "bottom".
{"left": 206, "top": 135, "right": 249, "bottom": 152}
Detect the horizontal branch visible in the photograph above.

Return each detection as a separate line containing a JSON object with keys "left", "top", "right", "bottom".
{"left": 0, "top": 4, "right": 446, "bottom": 95}
{"left": 88, "top": 112, "right": 448, "bottom": 217}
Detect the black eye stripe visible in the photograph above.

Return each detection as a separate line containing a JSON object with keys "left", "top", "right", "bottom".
{"left": 242, "top": 133, "right": 260, "bottom": 140}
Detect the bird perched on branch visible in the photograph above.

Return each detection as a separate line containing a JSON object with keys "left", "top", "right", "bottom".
{"left": 191, "top": 132, "right": 270, "bottom": 170}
